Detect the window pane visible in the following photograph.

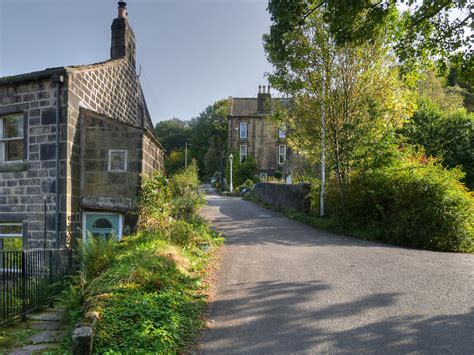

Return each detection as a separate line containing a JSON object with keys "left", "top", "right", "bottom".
{"left": 240, "top": 122, "right": 247, "bottom": 138}
{"left": 0, "top": 224, "right": 23, "bottom": 236}
{"left": 4, "top": 114, "right": 23, "bottom": 139}
{"left": 110, "top": 151, "right": 126, "bottom": 171}
{"left": 6, "top": 140, "right": 23, "bottom": 161}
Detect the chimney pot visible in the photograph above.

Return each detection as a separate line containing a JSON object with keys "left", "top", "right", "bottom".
{"left": 258, "top": 85, "right": 261, "bottom": 94}
{"left": 118, "top": 1, "right": 128, "bottom": 18}
{"left": 263, "top": 85, "right": 266, "bottom": 93}
{"left": 268, "top": 85, "right": 271, "bottom": 94}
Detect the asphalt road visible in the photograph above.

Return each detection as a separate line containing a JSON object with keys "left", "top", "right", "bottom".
{"left": 198, "top": 188, "right": 474, "bottom": 354}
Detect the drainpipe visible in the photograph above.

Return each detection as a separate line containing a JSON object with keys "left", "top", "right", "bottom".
{"left": 51, "top": 75, "right": 64, "bottom": 248}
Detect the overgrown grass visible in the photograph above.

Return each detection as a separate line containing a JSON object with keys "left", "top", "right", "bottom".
{"left": 63, "top": 164, "right": 223, "bottom": 353}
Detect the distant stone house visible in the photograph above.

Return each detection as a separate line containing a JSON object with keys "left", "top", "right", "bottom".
{"left": 228, "top": 85, "right": 298, "bottom": 179}
{"left": 0, "top": 2, "right": 164, "bottom": 251}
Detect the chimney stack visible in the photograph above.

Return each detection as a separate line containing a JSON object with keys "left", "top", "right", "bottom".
{"left": 118, "top": 1, "right": 128, "bottom": 18}
{"left": 111, "top": 1, "right": 136, "bottom": 68}
{"left": 257, "top": 83, "right": 272, "bottom": 114}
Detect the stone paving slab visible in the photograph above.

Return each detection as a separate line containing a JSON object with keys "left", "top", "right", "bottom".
{"left": 25, "top": 310, "right": 64, "bottom": 322}
{"left": 29, "top": 330, "right": 66, "bottom": 344}
{"left": 28, "top": 321, "right": 63, "bottom": 330}
{"left": 9, "top": 343, "right": 59, "bottom": 355}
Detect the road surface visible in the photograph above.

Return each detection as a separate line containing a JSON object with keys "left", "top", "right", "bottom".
{"left": 198, "top": 188, "right": 474, "bottom": 354}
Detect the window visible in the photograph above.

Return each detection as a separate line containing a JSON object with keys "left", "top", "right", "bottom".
{"left": 83, "top": 213, "right": 123, "bottom": 241}
{"left": 278, "top": 123, "right": 287, "bottom": 139}
{"left": 278, "top": 145, "right": 287, "bottom": 165}
{"left": 0, "top": 223, "right": 23, "bottom": 251}
{"left": 108, "top": 149, "right": 128, "bottom": 172}
{"left": 239, "top": 122, "right": 247, "bottom": 139}
{"left": 259, "top": 172, "right": 267, "bottom": 180}
{"left": 240, "top": 145, "right": 247, "bottom": 162}
{"left": 0, "top": 113, "right": 24, "bottom": 163}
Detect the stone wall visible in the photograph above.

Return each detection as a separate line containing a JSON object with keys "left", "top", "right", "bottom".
{"left": 0, "top": 78, "right": 68, "bottom": 249}
{"left": 253, "top": 182, "right": 311, "bottom": 213}
{"left": 142, "top": 133, "right": 163, "bottom": 176}
{"left": 80, "top": 109, "right": 142, "bottom": 211}
{"left": 65, "top": 58, "right": 162, "bottom": 240}
{"left": 229, "top": 115, "right": 288, "bottom": 175}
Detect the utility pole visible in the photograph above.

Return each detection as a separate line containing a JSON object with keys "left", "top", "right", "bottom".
{"left": 185, "top": 142, "right": 188, "bottom": 169}
{"left": 320, "top": 64, "right": 326, "bottom": 217}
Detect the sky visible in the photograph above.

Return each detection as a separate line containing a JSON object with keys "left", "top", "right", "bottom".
{"left": 0, "top": 0, "right": 273, "bottom": 123}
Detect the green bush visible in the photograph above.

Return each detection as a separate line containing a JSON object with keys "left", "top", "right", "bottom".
{"left": 169, "top": 160, "right": 204, "bottom": 220}
{"left": 400, "top": 99, "right": 474, "bottom": 189}
{"left": 325, "top": 158, "right": 473, "bottom": 252}
{"left": 273, "top": 171, "right": 283, "bottom": 180}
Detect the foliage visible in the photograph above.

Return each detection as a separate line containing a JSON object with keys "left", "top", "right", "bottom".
{"left": 323, "top": 154, "right": 474, "bottom": 252}
{"left": 265, "top": 0, "right": 472, "bottom": 74}
{"left": 237, "top": 179, "right": 255, "bottom": 193}
{"left": 273, "top": 171, "right": 283, "bottom": 180}
{"left": 137, "top": 172, "right": 172, "bottom": 232}
{"left": 416, "top": 70, "right": 465, "bottom": 112}
{"left": 169, "top": 160, "right": 204, "bottom": 220}
{"left": 400, "top": 99, "right": 474, "bottom": 189}
{"left": 266, "top": 10, "right": 413, "bottom": 188}
{"left": 155, "top": 118, "right": 191, "bottom": 152}
{"left": 227, "top": 151, "right": 258, "bottom": 189}
{"left": 188, "top": 99, "right": 229, "bottom": 179}
{"left": 63, "top": 167, "right": 223, "bottom": 354}
{"left": 165, "top": 149, "right": 185, "bottom": 176}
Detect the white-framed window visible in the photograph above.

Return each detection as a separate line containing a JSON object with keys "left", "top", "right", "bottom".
{"left": 278, "top": 145, "right": 287, "bottom": 165}
{"left": 0, "top": 113, "right": 24, "bottom": 163}
{"left": 239, "top": 122, "right": 248, "bottom": 139}
{"left": 108, "top": 149, "right": 128, "bottom": 172}
{"left": 240, "top": 144, "right": 247, "bottom": 162}
{"left": 0, "top": 223, "right": 23, "bottom": 251}
{"left": 259, "top": 172, "right": 267, "bottom": 180}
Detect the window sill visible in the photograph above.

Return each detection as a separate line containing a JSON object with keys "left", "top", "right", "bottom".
{"left": 0, "top": 161, "right": 28, "bottom": 172}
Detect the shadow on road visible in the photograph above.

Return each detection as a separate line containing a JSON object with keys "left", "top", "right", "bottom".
{"left": 204, "top": 278, "right": 474, "bottom": 354}
{"left": 205, "top": 195, "right": 399, "bottom": 250}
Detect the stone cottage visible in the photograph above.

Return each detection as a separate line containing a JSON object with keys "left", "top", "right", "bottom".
{"left": 228, "top": 85, "right": 297, "bottom": 179}
{"left": 0, "top": 2, "right": 164, "bottom": 251}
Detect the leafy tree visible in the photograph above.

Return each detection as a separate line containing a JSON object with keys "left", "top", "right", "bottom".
{"left": 266, "top": 11, "right": 413, "bottom": 188}
{"left": 188, "top": 99, "right": 228, "bottom": 179}
{"left": 417, "top": 69, "right": 464, "bottom": 112}
{"left": 165, "top": 150, "right": 185, "bottom": 176}
{"left": 155, "top": 118, "right": 191, "bottom": 152}
{"left": 265, "top": 0, "right": 472, "bottom": 73}
{"left": 400, "top": 100, "right": 474, "bottom": 189}
{"left": 226, "top": 150, "right": 258, "bottom": 188}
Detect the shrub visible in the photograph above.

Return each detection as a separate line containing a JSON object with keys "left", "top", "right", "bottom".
{"left": 169, "top": 160, "right": 204, "bottom": 220}
{"left": 273, "top": 171, "right": 283, "bottom": 180}
{"left": 325, "top": 157, "right": 473, "bottom": 252}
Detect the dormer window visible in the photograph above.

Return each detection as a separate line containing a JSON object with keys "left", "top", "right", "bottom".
{"left": 239, "top": 122, "right": 247, "bottom": 139}
{"left": 0, "top": 113, "right": 24, "bottom": 163}
{"left": 108, "top": 149, "right": 128, "bottom": 172}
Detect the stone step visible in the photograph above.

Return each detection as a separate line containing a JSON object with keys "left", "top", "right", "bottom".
{"left": 29, "top": 330, "right": 66, "bottom": 344}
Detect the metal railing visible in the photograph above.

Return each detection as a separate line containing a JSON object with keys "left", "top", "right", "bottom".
{"left": 0, "top": 248, "right": 71, "bottom": 325}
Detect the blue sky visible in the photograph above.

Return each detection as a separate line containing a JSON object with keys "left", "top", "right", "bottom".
{"left": 0, "top": 0, "right": 273, "bottom": 123}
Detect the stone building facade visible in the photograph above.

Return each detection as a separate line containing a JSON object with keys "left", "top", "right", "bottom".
{"left": 0, "top": 2, "right": 163, "bottom": 250}
{"left": 228, "top": 86, "right": 294, "bottom": 179}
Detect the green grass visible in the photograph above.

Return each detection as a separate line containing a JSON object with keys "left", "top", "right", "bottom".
{"left": 65, "top": 217, "right": 223, "bottom": 354}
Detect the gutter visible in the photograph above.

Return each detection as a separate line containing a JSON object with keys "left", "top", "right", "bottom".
{"left": 51, "top": 74, "right": 64, "bottom": 248}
